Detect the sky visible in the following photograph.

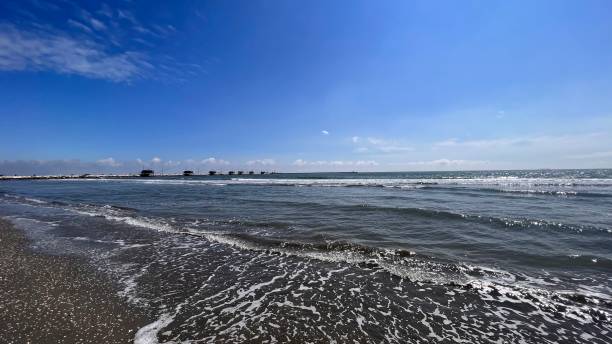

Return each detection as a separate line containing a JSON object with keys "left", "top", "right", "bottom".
{"left": 1, "top": 0, "right": 611, "bottom": 175}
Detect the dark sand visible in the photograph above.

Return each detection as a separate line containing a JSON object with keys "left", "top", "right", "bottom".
{"left": 0, "top": 218, "right": 151, "bottom": 343}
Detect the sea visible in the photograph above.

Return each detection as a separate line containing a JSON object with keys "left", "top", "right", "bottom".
{"left": 1, "top": 169, "right": 611, "bottom": 343}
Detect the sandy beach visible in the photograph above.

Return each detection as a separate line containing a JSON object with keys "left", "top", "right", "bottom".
{"left": 0, "top": 218, "right": 150, "bottom": 344}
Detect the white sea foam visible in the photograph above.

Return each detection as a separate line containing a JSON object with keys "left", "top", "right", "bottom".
{"left": 78, "top": 177, "right": 612, "bottom": 195}
{"left": 72, "top": 207, "right": 177, "bottom": 233}
{"left": 53, "top": 204, "right": 561, "bottom": 289}
{"left": 65, "top": 203, "right": 472, "bottom": 284}
{"left": 24, "top": 197, "right": 48, "bottom": 204}
{"left": 134, "top": 313, "right": 175, "bottom": 344}
{"left": 5, "top": 216, "right": 59, "bottom": 228}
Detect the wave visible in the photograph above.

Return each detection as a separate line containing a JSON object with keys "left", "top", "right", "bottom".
{"left": 79, "top": 177, "right": 612, "bottom": 200}
{"left": 64, "top": 207, "right": 612, "bottom": 326}
{"left": 4, "top": 198, "right": 611, "bottom": 329}
{"left": 28, "top": 178, "right": 612, "bottom": 201}
{"left": 1, "top": 193, "right": 46, "bottom": 203}
{"left": 78, "top": 176, "right": 612, "bottom": 188}
{"left": 8, "top": 198, "right": 471, "bottom": 282}
{"left": 420, "top": 185, "right": 612, "bottom": 198}
{"left": 353, "top": 204, "right": 611, "bottom": 233}
{"left": 24, "top": 198, "right": 607, "bottom": 273}
{"left": 230, "top": 177, "right": 612, "bottom": 189}
{"left": 3, "top": 193, "right": 611, "bottom": 281}
{"left": 3, "top": 191, "right": 610, "bottom": 236}
{"left": 228, "top": 197, "right": 611, "bottom": 234}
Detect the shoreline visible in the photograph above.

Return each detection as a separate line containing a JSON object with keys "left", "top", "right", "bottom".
{"left": 0, "top": 218, "right": 151, "bottom": 343}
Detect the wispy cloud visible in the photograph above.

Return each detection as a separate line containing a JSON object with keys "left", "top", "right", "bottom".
{"left": 117, "top": 9, "right": 138, "bottom": 25}
{"left": 96, "top": 157, "right": 121, "bottom": 167}
{"left": 400, "top": 159, "right": 487, "bottom": 167}
{"left": 352, "top": 136, "right": 413, "bottom": 153}
{"left": 293, "top": 159, "right": 378, "bottom": 167}
{"left": 79, "top": 9, "right": 107, "bottom": 31}
{"left": 0, "top": 24, "right": 150, "bottom": 82}
{"left": 0, "top": 2, "right": 200, "bottom": 83}
{"left": 67, "top": 19, "right": 93, "bottom": 33}
{"left": 201, "top": 157, "right": 230, "bottom": 165}
{"left": 97, "top": 4, "right": 114, "bottom": 18}
{"left": 433, "top": 133, "right": 604, "bottom": 150}
{"left": 321, "top": 130, "right": 329, "bottom": 135}
{"left": 434, "top": 137, "right": 526, "bottom": 148}
{"left": 246, "top": 159, "right": 276, "bottom": 166}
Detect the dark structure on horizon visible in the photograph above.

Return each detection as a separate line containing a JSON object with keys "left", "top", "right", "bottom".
{"left": 228, "top": 171, "right": 235, "bottom": 175}
{"left": 208, "top": 171, "right": 217, "bottom": 176}
{"left": 183, "top": 170, "right": 194, "bottom": 176}
{"left": 140, "top": 169, "right": 154, "bottom": 177}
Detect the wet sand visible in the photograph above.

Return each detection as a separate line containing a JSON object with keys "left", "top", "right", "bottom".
{"left": 0, "top": 218, "right": 151, "bottom": 343}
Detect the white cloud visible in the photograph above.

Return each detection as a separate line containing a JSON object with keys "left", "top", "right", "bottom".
{"left": 97, "top": 4, "right": 114, "bottom": 18}
{"left": 355, "top": 160, "right": 379, "bottom": 166}
{"left": 0, "top": 24, "right": 150, "bottom": 82}
{"left": 67, "top": 19, "right": 93, "bottom": 33}
{"left": 366, "top": 137, "right": 384, "bottom": 145}
{"left": 201, "top": 157, "right": 230, "bottom": 165}
{"left": 96, "top": 157, "right": 121, "bottom": 167}
{"left": 379, "top": 159, "right": 492, "bottom": 171}
{"left": 246, "top": 159, "right": 276, "bottom": 166}
{"left": 0, "top": 2, "right": 200, "bottom": 83}
{"left": 352, "top": 137, "right": 413, "bottom": 153}
{"left": 89, "top": 18, "right": 107, "bottom": 31}
{"left": 402, "top": 159, "right": 487, "bottom": 167}
{"left": 367, "top": 137, "right": 413, "bottom": 152}
{"left": 118, "top": 9, "right": 138, "bottom": 25}
{"left": 292, "top": 159, "right": 378, "bottom": 166}
{"left": 433, "top": 139, "right": 459, "bottom": 147}
{"left": 151, "top": 157, "right": 162, "bottom": 164}
{"left": 321, "top": 130, "right": 329, "bottom": 135}
{"left": 433, "top": 133, "right": 604, "bottom": 150}
{"left": 434, "top": 137, "right": 525, "bottom": 148}
{"left": 164, "top": 160, "right": 181, "bottom": 167}
{"left": 79, "top": 9, "right": 108, "bottom": 31}
{"left": 293, "top": 159, "right": 307, "bottom": 166}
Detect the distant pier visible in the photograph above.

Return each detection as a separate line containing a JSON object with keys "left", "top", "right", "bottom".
{"left": 1, "top": 169, "right": 273, "bottom": 181}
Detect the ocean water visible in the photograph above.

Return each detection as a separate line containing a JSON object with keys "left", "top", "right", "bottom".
{"left": 1, "top": 169, "right": 611, "bottom": 343}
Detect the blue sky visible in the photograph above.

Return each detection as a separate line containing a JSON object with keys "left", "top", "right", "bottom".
{"left": 1, "top": 0, "right": 611, "bottom": 174}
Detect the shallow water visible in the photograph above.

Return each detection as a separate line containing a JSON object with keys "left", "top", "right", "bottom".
{"left": 1, "top": 169, "right": 611, "bottom": 343}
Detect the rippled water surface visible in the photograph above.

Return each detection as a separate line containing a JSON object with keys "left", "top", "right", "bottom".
{"left": 1, "top": 169, "right": 611, "bottom": 343}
